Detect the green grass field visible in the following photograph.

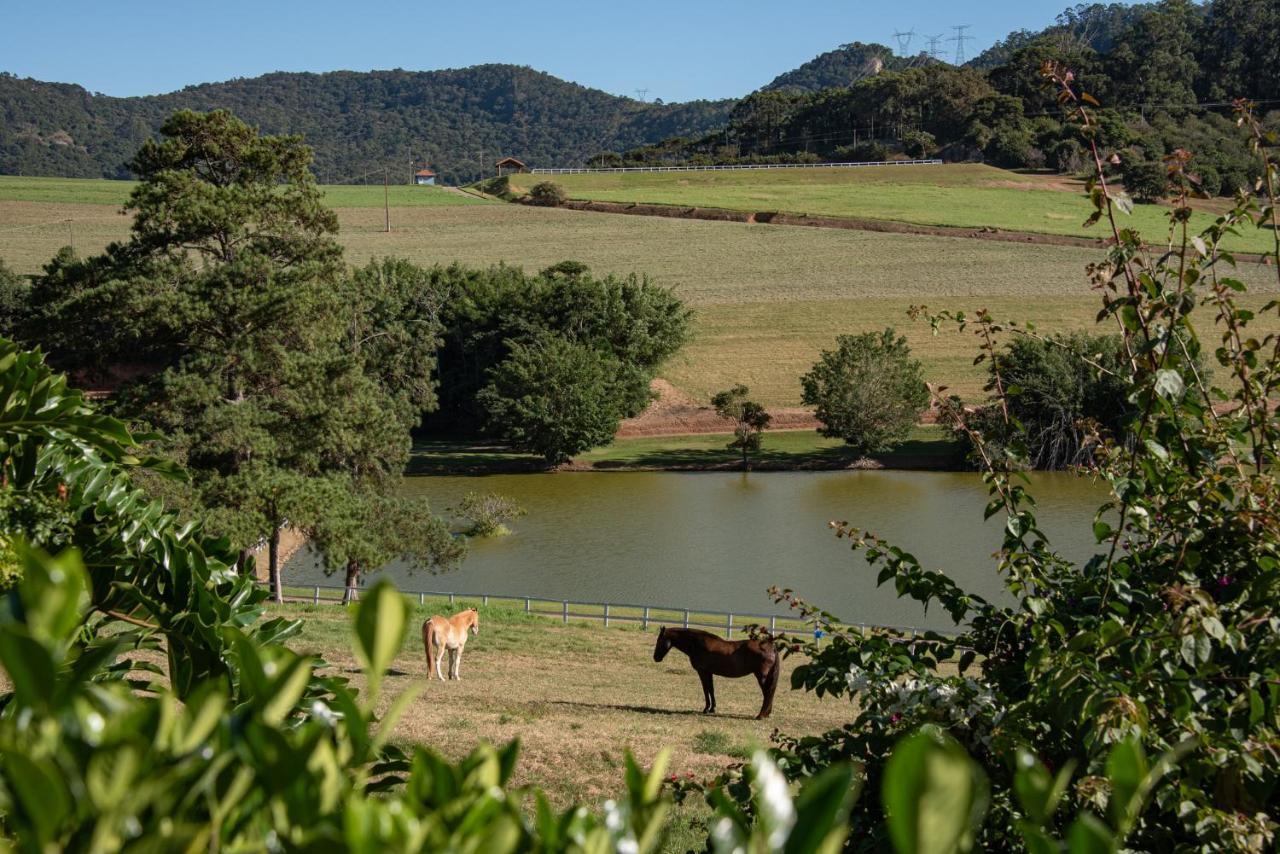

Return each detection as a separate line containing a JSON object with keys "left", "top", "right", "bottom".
{"left": 0, "top": 175, "right": 486, "bottom": 207}
{"left": 506, "top": 164, "right": 1277, "bottom": 254}
{"left": 3, "top": 174, "right": 1276, "bottom": 405}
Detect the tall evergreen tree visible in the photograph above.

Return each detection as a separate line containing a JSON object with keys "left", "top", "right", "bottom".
{"left": 24, "top": 111, "right": 459, "bottom": 599}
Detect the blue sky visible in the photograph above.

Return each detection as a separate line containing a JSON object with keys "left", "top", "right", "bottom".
{"left": 3, "top": 1, "right": 1122, "bottom": 101}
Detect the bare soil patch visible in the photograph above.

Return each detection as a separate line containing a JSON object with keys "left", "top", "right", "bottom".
{"left": 617, "top": 380, "right": 819, "bottom": 437}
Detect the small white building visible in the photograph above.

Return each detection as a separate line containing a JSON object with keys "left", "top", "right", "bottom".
{"left": 414, "top": 169, "right": 437, "bottom": 186}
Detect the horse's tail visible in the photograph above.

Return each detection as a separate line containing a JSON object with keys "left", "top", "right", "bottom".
{"left": 422, "top": 620, "right": 435, "bottom": 673}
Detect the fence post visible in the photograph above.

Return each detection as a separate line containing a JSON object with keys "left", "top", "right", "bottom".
{"left": 769, "top": 615, "right": 776, "bottom": 633}
{"left": 483, "top": 594, "right": 489, "bottom": 607}
{"left": 418, "top": 593, "right": 425, "bottom": 606}
{"left": 448, "top": 593, "right": 454, "bottom": 606}
{"left": 642, "top": 606, "right": 649, "bottom": 629}
{"left": 683, "top": 610, "right": 689, "bottom": 628}
{"left": 525, "top": 597, "right": 531, "bottom": 613}
{"left": 727, "top": 613, "right": 733, "bottom": 638}
{"left": 313, "top": 586, "right": 320, "bottom": 605}
{"left": 604, "top": 603, "right": 610, "bottom": 628}
{"left": 563, "top": 601, "right": 568, "bottom": 624}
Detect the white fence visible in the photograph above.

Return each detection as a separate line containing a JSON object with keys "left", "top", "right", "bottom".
{"left": 529, "top": 158, "right": 943, "bottom": 175}
{"left": 273, "top": 582, "right": 956, "bottom": 640}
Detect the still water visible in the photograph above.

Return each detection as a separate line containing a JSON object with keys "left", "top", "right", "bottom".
{"left": 287, "top": 471, "right": 1105, "bottom": 632}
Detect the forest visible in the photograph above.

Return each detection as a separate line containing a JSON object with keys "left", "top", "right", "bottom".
{"left": 609, "top": 0, "right": 1279, "bottom": 193}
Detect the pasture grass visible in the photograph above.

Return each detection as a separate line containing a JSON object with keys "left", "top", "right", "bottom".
{"left": 0, "top": 175, "right": 487, "bottom": 207}
{"left": 506, "top": 164, "right": 1276, "bottom": 254}
{"left": 575, "top": 426, "right": 959, "bottom": 469}
{"left": 273, "top": 599, "right": 850, "bottom": 850}
{"left": 3, "top": 194, "right": 1277, "bottom": 405}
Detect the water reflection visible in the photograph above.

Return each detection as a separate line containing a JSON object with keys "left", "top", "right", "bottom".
{"left": 286, "top": 471, "right": 1105, "bottom": 631}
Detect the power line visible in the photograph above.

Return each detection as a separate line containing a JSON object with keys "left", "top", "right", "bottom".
{"left": 949, "top": 24, "right": 973, "bottom": 65}
{"left": 634, "top": 88, "right": 649, "bottom": 103}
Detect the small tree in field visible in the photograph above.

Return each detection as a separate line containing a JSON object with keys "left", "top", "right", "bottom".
{"left": 528, "top": 181, "right": 568, "bottom": 207}
{"left": 800, "top": 329, "right": 929, "bottom": 458}
{"left": 711, "top": 385, "right": 771, "bottom": 469}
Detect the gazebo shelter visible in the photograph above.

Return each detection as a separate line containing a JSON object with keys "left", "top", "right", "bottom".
{"left": 496, "top": 156, "right": 527, "bottom": 176}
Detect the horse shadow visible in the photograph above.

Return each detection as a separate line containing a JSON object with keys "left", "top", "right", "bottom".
{"left": 549, "top": 700, "right": 755, "bottom": 720}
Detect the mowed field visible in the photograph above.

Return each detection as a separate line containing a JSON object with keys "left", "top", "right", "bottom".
{"left": 506, "top": 164, "right": 1278, "bottom": 255}
{"left": 2, "top": 175, "right": 1277, "bottom": 403}
{"left": 284, "top": 600, "right": 851, "bottom": 849}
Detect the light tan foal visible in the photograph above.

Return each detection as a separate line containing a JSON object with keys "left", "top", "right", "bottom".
{"left": 422, "top": 609, "right": 479, "bottom": 681}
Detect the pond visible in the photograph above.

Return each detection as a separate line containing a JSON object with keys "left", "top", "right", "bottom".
{"left": 285, "top": 470, "right": 1107, "bottom": 632}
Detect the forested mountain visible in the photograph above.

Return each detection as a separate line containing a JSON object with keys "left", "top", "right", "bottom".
{"left": 0, "top": 65, "right": 732, "bottom": 183}
{"left": 761, "top": 42, "right": 926, "bottom": 94}
{"left": 612, "top": 0, "right": 1278, "bottom": 196}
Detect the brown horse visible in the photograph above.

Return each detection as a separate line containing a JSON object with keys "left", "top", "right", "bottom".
{"left": 653, "top": 626, "right": 779, "bottom": 719}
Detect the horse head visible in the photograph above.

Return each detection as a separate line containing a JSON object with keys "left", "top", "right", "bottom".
{"left": 653, "top": 626, "right": 672, "bottom": 662}
{"left": 467, "top": 608, "right": 479, "bottom": 636}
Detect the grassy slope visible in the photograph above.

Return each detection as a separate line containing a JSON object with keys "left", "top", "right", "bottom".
{"left": 282, "top": 600, "right": 850, "bottom": 850}
{"left": 506, "top": 164, "right": 1275, "bottom": 254}
{"left": 3, "top": 177, "right": 1276, "bottom": 405}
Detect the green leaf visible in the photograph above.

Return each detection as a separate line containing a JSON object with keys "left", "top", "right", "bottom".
{"left": 883, "top": 728, "right": 988, "bottom": 854}
{"left": 1066, "top": 813, "right": 1116, "bottom": 854}
{"left": 786, "top": 762, "right": 860, "bottom": 854}
{"left": 353, "top": 579, "right": 408, "bottom": 704}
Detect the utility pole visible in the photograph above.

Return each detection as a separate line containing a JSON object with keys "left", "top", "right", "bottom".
{"left": 383, "top": 168, "right": 390, "bottom": 233}
{"left": 634, "top": 88, "right": 649, "bottom": 103}
{"left": 949, "top": 25, "right": 973, "bottom": 65}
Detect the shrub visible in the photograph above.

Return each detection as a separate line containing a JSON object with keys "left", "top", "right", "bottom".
{"left": 835, "top": 141, "right": 889, "bottom": 162}
{"left": 528, "top": 181, "right": 568, "bottom": 207}
{"left": 800, "top": 328, "right": 929, "bottom": 458}
{"left": 1193, "top": 162, "right": 1222, "bottom": 197}
{"left": 455, "top": 491, "right": 526, "bottom": 536}
{"left": 1121, "top": 159, "right": 1169, "bottom": 202}
{"left": 1047, "top": 138, "right": 1085, "bottom": 173}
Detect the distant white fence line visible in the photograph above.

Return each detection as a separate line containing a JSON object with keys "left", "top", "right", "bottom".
{"left": 529, "top": 158, "right": 943, "bottom": 175}
{"left": 271, "top": 582, "right": 958, "bottom": 640}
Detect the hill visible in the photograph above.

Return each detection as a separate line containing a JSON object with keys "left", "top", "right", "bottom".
{"left": 0, "top": 66, "right": 733, "bottom": 184}
{"left": 760, "top": 41, "right": 925, "bottom": 93}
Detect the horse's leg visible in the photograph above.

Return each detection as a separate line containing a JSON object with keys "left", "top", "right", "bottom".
{"left": 697, "top": 669, "right": 715, "bottom": 714}
{"left": 756, "top": 658, "right": 780, "bottom": 720}
{"left": 454, "top": 644, "right": 464, "bottom": 680}
{"left": 434, "top": 642, "right": 448, "bottom": 681}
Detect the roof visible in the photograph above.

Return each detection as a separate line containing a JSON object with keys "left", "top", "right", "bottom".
{"left": 495, "top": 156, "right": 526, "bottom": 167}
{"left": 414, "top": 169, "right": 436, "bottom": 177}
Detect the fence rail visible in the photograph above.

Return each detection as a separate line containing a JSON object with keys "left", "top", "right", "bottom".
{"left": 529, "top": 158, "right": 943, "bottom": 175}
{"left": 269, "top": 582, "right": 956, "bottom": 640}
